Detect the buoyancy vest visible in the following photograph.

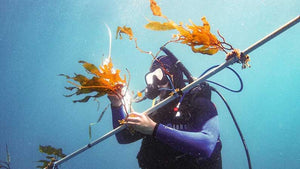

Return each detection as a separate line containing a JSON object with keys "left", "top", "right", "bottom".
{"left": 137, "top": 83, "right": 222, "bottom": 169}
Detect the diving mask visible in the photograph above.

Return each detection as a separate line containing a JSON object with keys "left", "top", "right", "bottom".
{"left": 144, "top": 68, "right": 170, "bottom": 99}
{"left": 145, "top": 68, "right": 169, "bottom": 86}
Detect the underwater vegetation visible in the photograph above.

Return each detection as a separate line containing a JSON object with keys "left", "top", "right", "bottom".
{"left": 116, "top": 26, "right": 134, "bottom": 40}
{"left": 60, "top": 57, "right": 127, "bottom": 103}
{"left": 61, "top": 0, "right": 250, "bottom": 107}
{"left": 36, "top": 145, "right": 66, "bottom": 169}
{"left": 0, "top": 145, "right": 10, "bottom": 169}
{"left": 116, "top": 0, "right": 250, "bottom": 68}
{"left": 149, "top": 0, "right": 166, "bottom": 18}
{"left": 60, "top": 45, "right": 129, "bottom": 139}
{"left": 145, "top": 15, "right": 234, "bottom": 55}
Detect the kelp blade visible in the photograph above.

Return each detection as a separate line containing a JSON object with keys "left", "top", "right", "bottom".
{"left": 150, "top": 0, "right": 163, "bottom": 17}
{"left": 116, "top": 26, "right": 134, "bottom": 40}
{"left": 173, "top": 17, "right": 221, "bottom": 55}
{"left": 61, "top": 58, "right": 126, "bottom": 103}
{"left": 145, "top": 20, "right": 176, "bottom": 31}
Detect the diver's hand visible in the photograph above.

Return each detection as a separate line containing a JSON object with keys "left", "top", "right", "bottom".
{"left": 126, "top": 112, "right": 157, "bottom": 135}
{"left": 107, "top": 93, "right": 123, "bottom": 107}
{"left": 107, "top": 87, "right": 124, "bottom": 107}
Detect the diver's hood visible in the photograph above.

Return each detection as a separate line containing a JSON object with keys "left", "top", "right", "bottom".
{"left": 144, "top": 47, "right": 194, "bottom": 100}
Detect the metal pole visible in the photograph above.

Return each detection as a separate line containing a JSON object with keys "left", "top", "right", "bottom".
{"left": 243, "top": 15, "right": 299, "bottom": 55}
{"left": 143, "top": 57, "right": 238, "bottom": 116}
{"left": 53, "top": 56, "right": 238, "bottom": 168}
{"left": 54, "top": 125, "right": 127, "bottom": 167}
{"left": 53, "top": 15, "right": 299, "bottom": 168}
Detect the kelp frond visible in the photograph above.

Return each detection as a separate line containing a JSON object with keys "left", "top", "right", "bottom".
{"left": 144, "top": 19, "right": 176, "bottom": 31}
{"left": 37, "top": 145, "right": 66, "bottom": 169}
{"left": 60, "top": 57, "right": 126, "bottom": 103}
{"left": 172, "top": 17, "right": 223, "bottom": 55}
{"left": 149, "top": 0, "right": 167, "bottom": 19}
{"left": 145, "top": 0, "right": 236, "bottom": 56}
{"left": 116, "top": 26, "right": 134, "bottom": 40}
{"left": 39, "top": 145, "right": 66, "bottom": 158}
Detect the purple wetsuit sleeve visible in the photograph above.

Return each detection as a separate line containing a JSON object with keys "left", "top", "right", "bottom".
{"left": 111, "top": 105, "right": 127, "bottom": 129}
{"left": 111, "top": 105, "right": 143, "bottom": 144}
{"left": 155, "top": 115, "right": 220, "bottom": 158}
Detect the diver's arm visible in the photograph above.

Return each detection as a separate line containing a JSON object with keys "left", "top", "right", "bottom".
{"left": 111, "top": 105, "right": 143, "bottom": 144}
{"left": 153, "top": 97, "right": 220, "bottom": 158}
{"left": 154, "top": 115, "right": 220, "bottom": 158}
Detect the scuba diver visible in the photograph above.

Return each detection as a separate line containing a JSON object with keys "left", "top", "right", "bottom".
{"left": 108, "top": 47, "right": 222, "bottom": 169}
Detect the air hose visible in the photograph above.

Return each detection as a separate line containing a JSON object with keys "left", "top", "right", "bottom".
{"left": 211, "top": 87, "right": 252, "bottom": 169}
{"left": 200, "top": 65, "right": 243, "bottom": 93}
{"left": 201, "top": 65, "right": 252, "bottom": 169}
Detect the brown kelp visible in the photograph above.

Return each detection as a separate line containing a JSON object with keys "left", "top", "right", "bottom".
{"left": 36, "top": 145, "right": 66, "bottom": 169}
{"left": 117, "top": 0, "right": 250, "bottom": 68}
{"left": 116, "top": 26, "right": 134, "bottom": 40}
{"left": 60, "top": 57, "right": 126, "bottom": 103}
{"left": 145, "top": 0, "right": 234, "bottom": 55}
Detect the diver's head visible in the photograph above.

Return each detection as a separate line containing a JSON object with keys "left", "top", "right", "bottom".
{"left": 145, "top": 55, "right": 185, "bottom": 100}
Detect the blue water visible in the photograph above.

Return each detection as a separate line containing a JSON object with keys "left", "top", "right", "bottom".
{"left": 0, "top": 0, "right": 299, "bottom": 169}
